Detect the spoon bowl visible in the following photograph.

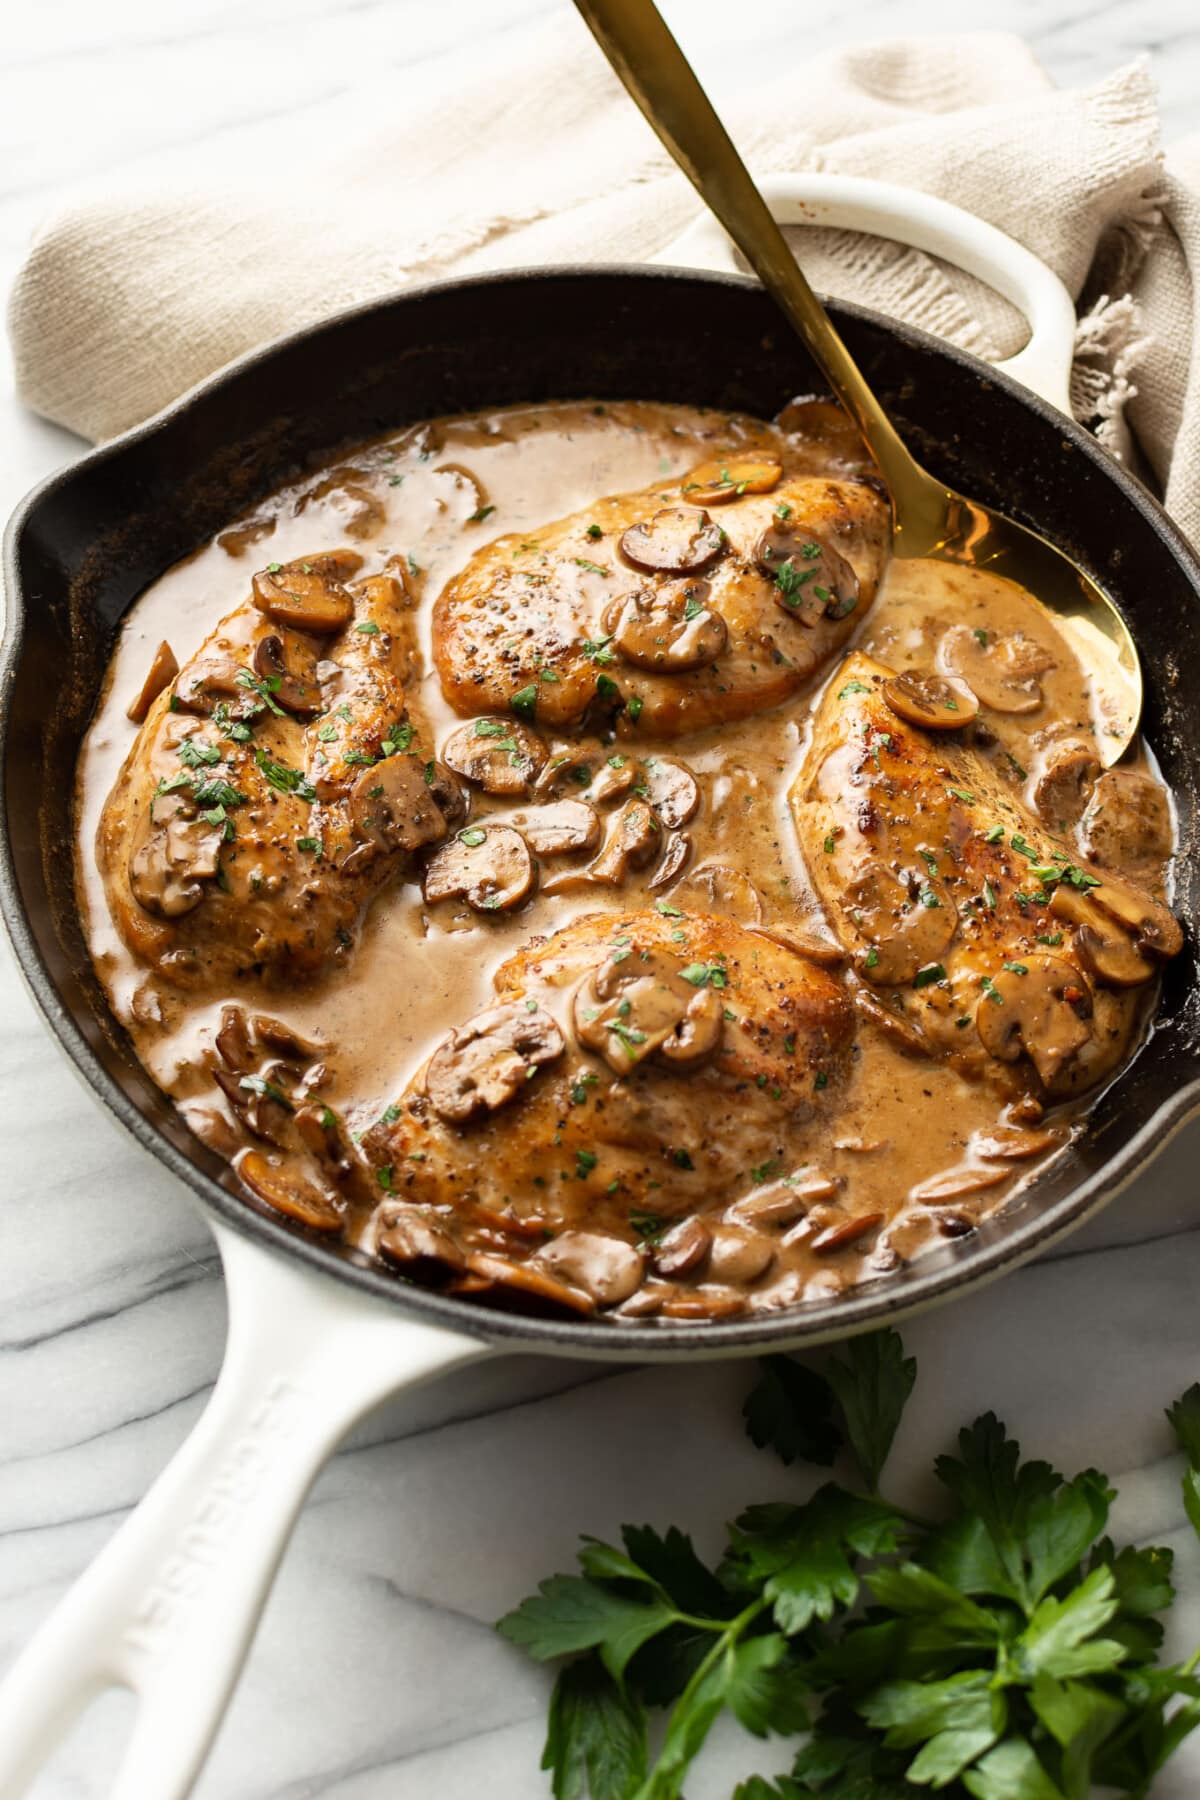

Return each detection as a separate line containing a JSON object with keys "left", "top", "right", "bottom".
{"left": 574, "top": 0, "right": 1142, "bottom": 763}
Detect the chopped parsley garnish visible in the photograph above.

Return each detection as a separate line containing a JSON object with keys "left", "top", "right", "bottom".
{"left": 510, "top": 685, "right": 538, "bottom": 719}
{"left": 574, "top": 558, "right": 610, "bottom": 576}
{"left": 838, "top": 679, "right": 871, "bottom": 698}
{"left": 980, "top": 973, "right": 1004, "bottom": 1002}
{"left": 985, "top": 823, "right": 1005, "bottom": 843}
{"left": 680, "top": 962, "right": 728, "bottom": 989}
{"left": 355, "top": 620, "right": 380, "bottom": 636}
{"left": 252, "top": 747, "right": 317, "bottom": 802}
{"left": 236, "top": 668, "right": 285, "bottom": 717}
{"left": 469, "top": 505, "right": 496, "bottom": 523}
{"left": 947, "top": 786, "right": 975, "bottom": 805}
{"left": 1003, "top": 960, "right": 1028, "bottom": 975}
{"left": 585, "top": 523, "right": 603, "bottom": 540}
{"left": 913, "top": 962, "right": 945, "bottom": 987}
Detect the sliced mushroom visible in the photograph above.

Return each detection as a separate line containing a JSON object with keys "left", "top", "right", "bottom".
{"left": 1081, "top": 872, "right": 1183, "bottom": 962}
{"left": 573, "top": 945, "right": 724, "bottom": 1074}
{"left": 1029, "top": 738, "right": 1100, "bottom": 831}
{"left": 423, "top": 825, "right": 536, "bottom": 912}
{"left": 648, "top": 830, "right": 692, "bottom": 891}
{"left": 298, "top": 474, "right": 386, "bottom": 540}
{"left": 432, "top": 462, "right": 489, "bottom": 520}
{"left": 375, "top": 1204, "right": 466, "bottom": 1280}
{"left": 173, "top": 652, "right": 250, "bottom": 717}
{"left": 672, "top": 862, "right": 763, "bottom": 925}
{"left": 253, "top": 634, "right": 322, "bottom": 717}
{"left": 535, "top": 746, "right": 637, "bottom": 806}
{"left": 683, "top": 457, "right": 782, "bottom": 504}
{"left": 974, "top": 954, "right": 1093, "bottom": 1087}
{"left": 425, "top": 1002, "right": 564, "bottom": 1124}
{"left": 909, "top": 1165, "right": 1010, "bottom": 1204}
{"left": 129, "top": 811, "right": 225, "bottom": 919}
{"left": 643, "top": 758, "right": 699, "bottom": 829}
{"left": 457, "top": 1252, "right": 596, "bottom": 1318}
{"left": 126, "top": 641, "right": 180, "bottom": 723}
{"left": 239, "top": 1151, "right": 343, "bottom": 1232}
{"left": 606, "top": 580, "right": 727, "bottom": 671}
{"left": 251, "top": 1015, "right": 323, "bottom": 1060}
{"left": 939, "top": 624, "right": 1053, "bottom": 714}
{"left": 531, "top": 1231, "right": 645, "bottom": 1306}
{"left": 215, "top": 1066, "right": 293, "bottom": 1146}
{"left": 619, "top": 507, "right": 726, "bottom": 574}
{"left": 809, "top": 1212, "right": 885, "bottom": 1255}
{"left": 732, "top": 1169, "right": 840, "bottom": 1225}
{"left": 847, "top": 866, "right": 958, "bottom": 985}
{"left": 215, "top": 1003, "right": 253, "bottom": 1072}
{"left": 756, "top": 523, "right": 859, "bottom": 623}
{"left": 511, "top": 800, "right": 600, "bottom": 856}
{"left": 442, "top": 717, "right": 548, "bottom": 796}
{"left": 585, "top": 799, "right": 661, "bottom": 886}
{"left": 707, "top": 1226, "right": 775, "bottom": 1284}
{"left": 295, "top": 1102, "right": 353, "bottom": 1179}
{"left": 882, "top": 669, "right": 978, "bottom": 731}
{"left": 1049, "top": 883, "right": 1156, "bottom": 987}
{"left": 349, "top": 754, "right": 450, "bottom": 854}
{"left": 1078, "top": 769, "right": 1173, "bottom": 873}
{"left": 653, "top": 1216, "right": 711, "bottom": 1278}
{"left": 849, "top": 982, "right": 929, "bottom": 1056}
{"left": 972, "top": 1123, "right": 1064, "bottom": 1161}
{"left": 251, "top": 551, "right": 361, "bottom": 634}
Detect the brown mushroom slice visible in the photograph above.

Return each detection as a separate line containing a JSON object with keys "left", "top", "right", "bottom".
{"left": 251, "top": 551, "right": 361, "bottom": 635}
{"left": 458, "top": 1253, "right": 597, "bottom": 1318}
{"left": 972, "top": 1123, "right": 1065, "bottom": 1161}
{"left": 756, "top": 522, "right": 860, "bottom": 623}
{"left": 882, "top": 669, "right": 978, "bottom": 731}
{"left": 732, "top": 1170, "right": 840, "bottom": 1225}
{"left": 432, "top": 462, "right": 490, "bottom": 520}
{"left": 531, "top": 1232, "right": 645, "bottom": 1306}
{"left": 349, "top": 753, "right": 450, "bottom": 855}
{"left": 295, "top": 1103, "right": 353, "bottom": 1179}
{"left": 253, "top": 634, "right": 323, "bottom": 718}
{"left": 619, "top": 507, "right": 726, "bottom": 575}
{"left": 849, "top": 982, "right": 929, "bottom": 1057}
{"left": 909, "top": 1165, "right": 1010, "bottom": 1204}
{"left": 543, "top": 798, "right": 661, "bottom": 894}
{"left": 1029, "top": 739, "right": 1100, "bottom": 830}
{"left": 1078, "top": 769, "right": 1173, "bottom": 872}
{"left": 847, "top": 866, "right": 958, "bottom": 985}
{"left": 809, "top": 1212, "right": 885, "bottom": 1255}
{"left": 653, "top": 1216, "right": 711, "bottom": 1278}
{"left": 939, "top": 624, "right": 1053, "bottom": 714}
{"left": 251, "top": 1015, "right": 323, "bottom": 1060}
{"left": 423, "top": 824, "right": 536, "bottom": 912}
{"left": 1082, "top": 873, "right": 1183, "bottom": 962}
{"left": 1048, "top": 884, "right": 1156, "bottom": 988}
{"left": 126, "top": 641, "right": 180, "bottom": 723}
{"left": 512, "top": 801, "right": 600, "bottom": 856}
{"left": 239, "top": 1151, "right": 343, "bottom": 1232}
{"left": 573, "top": 945, "right": 724, "bottom": 1074}
{"left": 672, "top": 862, "right": 763, "bottom": 925}
{"left": 707, "top": 1226, "right": 775, "bottom": 1284}
{"left": 129, "top": 810, "right": 225, "bottom": 919}
{"left": 442, "top": 717, "right": 548, "bottom": 796}
{"left": 425, "top": 1001, "right": 564, "bottom": 1124}
{"left": 215, "top": 1003, "right": 254, "bottom": 1072}
{"left": 605, "top": 579, "right": 728, "bottom": 673}
{"left": 648, "top": 830, "right": 692, "bottom": 891}
{"left": 375, "top": 1204, "right": 466, "bottom": 1280}
{"left": 643, "top": 758, "right": 699, "bottom": 828}
{"left": 214, "top": 1066, "right": 294, "bottom": 1147}
{"left": 683, "top": 457, "right": 782, "bottom": 504}
{"left": 974, "top": 954, "right": 1093, "bottom": 1087}
{"left": 535, "top": 746, "right": 637, "bottom": 806}
{"left": 173, "top": 652, "right": 250, "bottom": 717}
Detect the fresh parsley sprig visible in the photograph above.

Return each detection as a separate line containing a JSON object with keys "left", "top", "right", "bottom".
{"left": 498, "top": 1331, "right": 1200, "bottom": 1799}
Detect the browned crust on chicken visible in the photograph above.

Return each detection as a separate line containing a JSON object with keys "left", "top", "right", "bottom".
{"left": 432, "top": 470, "right": 889, "bottom": 736}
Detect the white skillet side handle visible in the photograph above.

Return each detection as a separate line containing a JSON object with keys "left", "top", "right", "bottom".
{"left": 656, "top": 172, "right": 1077, "bottom": 416}
{"left": 0, "top": 1223, "right": 489, "bottom": 1800}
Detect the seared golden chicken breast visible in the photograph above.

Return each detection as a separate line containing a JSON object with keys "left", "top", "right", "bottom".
{"left": 432, "top": 457, "right": 889, "bottom": 737}
{"left": 790, "top": 653, "right": 1181, "bottom": 1098}
{"left": 355, "top": 908, "right": 854, "bottom": 1316}
{"left": 99, "top": 551, "right": 460, "bottom": 988}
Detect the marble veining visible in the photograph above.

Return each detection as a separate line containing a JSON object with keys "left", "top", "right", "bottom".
{"left": 2, "top": 2, "right": 1199, "bottom": 1793}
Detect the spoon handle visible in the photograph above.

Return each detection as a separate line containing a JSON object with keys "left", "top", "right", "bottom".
{"left": 573, "top": 0, "right": 927, "bottom": 499}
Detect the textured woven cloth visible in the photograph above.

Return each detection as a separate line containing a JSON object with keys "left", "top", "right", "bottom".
{"left": 8, "top": 20, "right": 1199, "bottom": 543}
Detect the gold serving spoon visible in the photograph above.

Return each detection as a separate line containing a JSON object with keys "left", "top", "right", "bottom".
{"left": 573, "top": 0, "right": 1141, "bottom": 764}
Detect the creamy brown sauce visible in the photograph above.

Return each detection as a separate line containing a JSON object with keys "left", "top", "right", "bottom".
{"left": 75, "top": 399, "right": 1177, "bottom": 1321}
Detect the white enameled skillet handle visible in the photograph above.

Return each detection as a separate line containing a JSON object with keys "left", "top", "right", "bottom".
{"left": 0, "top": 1222, "right": 489, "bottom": 1800}
{"left": 656, "top": 172, "right": 1077, "bottom": 416}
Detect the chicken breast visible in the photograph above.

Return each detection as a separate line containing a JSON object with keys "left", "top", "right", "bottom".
{"left": 790, "top": 653, "right": 1182, "bottom": 1099}
{"left": 357, "top": 907, "right": 854, "bottom": 1315}
{"left": 432, "top": 458, "right": 889, "bottom": 737}
{"left": 98, "top": 550, "right": 460, "bottom": 988}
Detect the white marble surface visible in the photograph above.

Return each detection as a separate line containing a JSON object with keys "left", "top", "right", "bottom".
{"left": 2, "top": 2, "right": 1200, "bottom": 1795}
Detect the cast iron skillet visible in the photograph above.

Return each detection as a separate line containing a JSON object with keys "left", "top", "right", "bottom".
{"left": 1, "top": 266, "right": 1199, "bottom": 1795}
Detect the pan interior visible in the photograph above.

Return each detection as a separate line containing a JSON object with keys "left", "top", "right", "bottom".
{"left": 3, "top": 266, "right": 1198, "bottom": 1354}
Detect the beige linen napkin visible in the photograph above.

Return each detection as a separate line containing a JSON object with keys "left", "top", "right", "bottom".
{"left": 8, "top": 19, "right": 1200, "bottom": 544}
